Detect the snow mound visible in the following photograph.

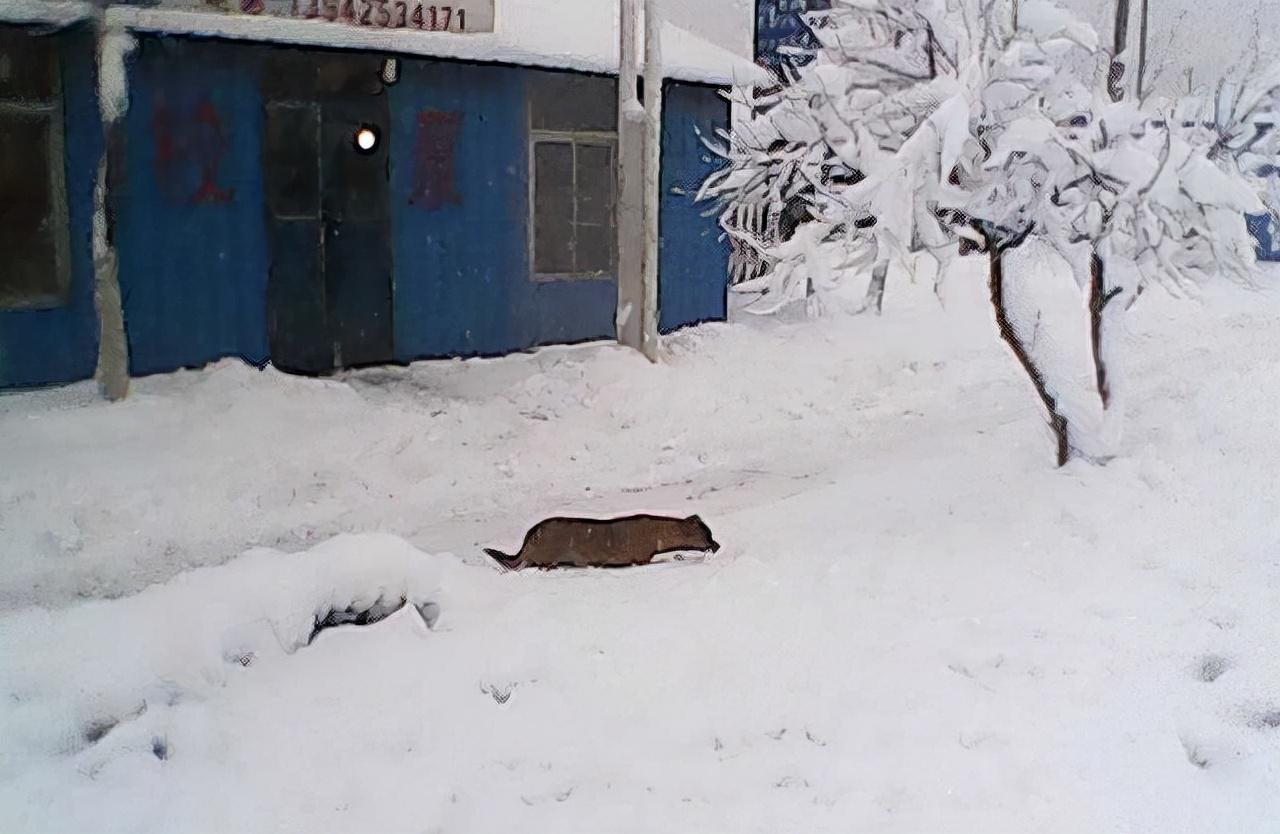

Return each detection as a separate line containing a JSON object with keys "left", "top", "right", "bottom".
{"left": 0, "top": 534, "right": 487, "bottom": 779}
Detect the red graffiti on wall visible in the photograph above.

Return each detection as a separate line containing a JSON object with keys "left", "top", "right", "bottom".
{"left": 152, "top": 94, "right": 235, "bottom": 206}
{"left": 409, "top": 110, "right": 462, "bottom": 211}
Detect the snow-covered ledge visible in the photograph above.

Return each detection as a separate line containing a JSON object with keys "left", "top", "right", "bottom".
{"left": 102, "top": 4, "right": 767, "bottom": 87}
{"left": 0, "top": 0, "right": 93, "bottom": 26}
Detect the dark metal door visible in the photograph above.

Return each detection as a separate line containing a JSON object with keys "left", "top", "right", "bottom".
{"left": 263, "top": 50, "right": 393, "bottom": 374}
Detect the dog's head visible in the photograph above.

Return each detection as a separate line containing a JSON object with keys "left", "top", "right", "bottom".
{"left": 685, "top": 514, "right": 721, "bottom": 553}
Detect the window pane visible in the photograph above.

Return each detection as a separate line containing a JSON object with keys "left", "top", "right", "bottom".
{"left": 533, "top": 141, "right": 574, "bottom": 274}
{"left": 574, "top": 220, "right": 615, "bottom": 276}
{"left": 529, "top": 72, "right": 617, "bottom": 132}
{"left": 0, "top": 28, "right": 57, "bottom": 102}
{"left": 574, "top": 143, "right": 615, "bottom": 274}
{"left": 0, "top": 111, "right": 59, "bottom": 304}
{"left": 264, "top": 103, "right": 320, "bottom": 218}
{"left": 574, "top": 143, "right": 614, "bottom": 226}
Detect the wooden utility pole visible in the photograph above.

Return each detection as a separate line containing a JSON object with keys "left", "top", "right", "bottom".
{"left": 1113, "top": 0, "right": 1131, "bottom": 59}
{"left": 1135, "top": 0, "right": 1150, "bottom": 100}
{"left": 1108, "top": 0, "right": 1130, "bottom": 101}
{"left": 1109, "top": 0, "right": 1149, "bottom": 102}
{"left": 93, "top": 16, "right": 131, "bottom": 401}
{"left": 616, "top": 0, "right": 646, "bottom": 353}
{"left": 639, "top": 0, "right": 662, "bottom": 361}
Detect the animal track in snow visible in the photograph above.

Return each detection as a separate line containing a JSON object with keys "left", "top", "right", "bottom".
{"left": 1180, "top": 736, "right": 1210, "bottom": 769}
{"left": 1247, "top": 710, "right": 1280, "bottom": 730}
{"left": 480, "top": 681, "right": 521, "bottom": 705}
{"left": 1196, "top": 654, "right": 1231, "bottom": 683}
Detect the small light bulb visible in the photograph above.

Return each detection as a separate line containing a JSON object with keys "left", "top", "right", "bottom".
{"left": 355, "top": 127, "right": 377, "bottom": 152}
{"left": 381, "top": 58, "right": 399, "bottom": 85}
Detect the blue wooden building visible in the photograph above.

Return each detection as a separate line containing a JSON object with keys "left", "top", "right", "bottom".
{"left": 0, "top": 19, "right": 102, "bottom": 389}
{"left": 0, "top": 2, "right": 757, "bottom": 389}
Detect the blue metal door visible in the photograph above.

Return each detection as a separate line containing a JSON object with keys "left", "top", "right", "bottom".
{"left": 658, "top": 81, "right": 731, "bottom": 334}
{"left": 263, "top": 49, "right": 393, "bottom": 374}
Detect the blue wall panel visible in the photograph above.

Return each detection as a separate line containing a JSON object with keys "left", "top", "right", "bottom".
{"left": 1247, "top": 212, "right": 1280, "bottom": 261}
{"left": 388, "top": 60, "right": 616, "bottom": 361}
{"left": 0, "top": 26, "right": 102, "bottom": 389}
{"left": 115, "top": 35, "right": 269, "bottom": 377}
{"left": 5, "top": 43, "right": 730, "bottom": 390}
{"left": 658, "top": 81, "right": 731, "bottom": 335}
{"left": 756, "top": 0, "right": 830, "bottom": 72}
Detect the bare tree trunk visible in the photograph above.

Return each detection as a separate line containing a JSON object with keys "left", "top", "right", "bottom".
{"left": 1088, "top": 251, "right": 1122, "bottom": 410}
{"left": 925, "top": 23, "right": 937, "bottom": 79}
{"left": 860, "top": 260, "right": 888, "bottom": 315}
{"left": 988, "top": 242, "right": 1071, "bottom": 467}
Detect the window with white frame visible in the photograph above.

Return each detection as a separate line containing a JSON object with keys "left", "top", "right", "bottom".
{"left": 0, "top": 26, "right": 70, "bottom": 310}
{"left": 529, "top": 73, "right": 617, "bottom": 280}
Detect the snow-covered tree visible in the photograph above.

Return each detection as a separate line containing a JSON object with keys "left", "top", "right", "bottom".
{"left": 700, "top": 0, "right": 973, "bottom": 315}
{"left": 1036, "top": 98, "right": 1263, "bottom": 414}
{"left": 703, "top": 0, "right": 1104, "bottom": 463}
{"left": 704, "top": 0, "right": 1276, "bottom": 467}
{"left": 701, "top": 0, "right": 1103, "bottom": 310}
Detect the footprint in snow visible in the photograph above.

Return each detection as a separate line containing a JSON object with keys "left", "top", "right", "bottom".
{"left": 1195, "top": 654, "right": 1231, "bottom": 683}
{"left": 480, "top": 682, "right": 515, "bottom": 704}
{"left": 1180, "top": 736, "right": 1210, "bottom": 770}
{"left": 1247, "top": 710, "right": 1280, "bottom": 730}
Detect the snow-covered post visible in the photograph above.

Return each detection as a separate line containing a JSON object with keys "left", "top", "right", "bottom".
{"left": 93, "top": 15, "right": 134, "bottom": 401}
{"left": 616, "top": 0, "right": 646, "bottom": 353}
{"left": 639, "top": 0, "right": 662, "bottom": 361}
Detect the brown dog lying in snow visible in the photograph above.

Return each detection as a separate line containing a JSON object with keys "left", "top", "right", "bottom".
{"left": 484, "top": 514, "right": 720, "bottom": 570}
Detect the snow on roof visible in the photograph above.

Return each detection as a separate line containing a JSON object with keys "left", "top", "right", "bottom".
{"left": 104, "top": 2, "right": 767, "bottom": 87}
{"left": 0, "top": 0, "right": 94, "bottom": 27}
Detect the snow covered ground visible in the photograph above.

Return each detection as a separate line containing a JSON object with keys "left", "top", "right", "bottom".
{"left": 2, "top": 257, "right": 1280, "bottom": 833}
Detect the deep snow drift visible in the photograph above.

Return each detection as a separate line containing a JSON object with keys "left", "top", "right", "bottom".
{"left": 1, "top": 258, "right": 1279, "bottom": 833}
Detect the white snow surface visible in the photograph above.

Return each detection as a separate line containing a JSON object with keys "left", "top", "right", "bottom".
{"left": 2, "top": 260, "right": 1280, "bottom": 832}
{"left": 106, "top": 2, "right": 768, "bottom": 87}
{"left": 0, "top": 1, "right": 92, "bottom": 26}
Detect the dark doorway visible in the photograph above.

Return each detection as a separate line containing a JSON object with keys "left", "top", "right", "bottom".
{"left": 262, "top": 50, "right": 393, "bottom": 374}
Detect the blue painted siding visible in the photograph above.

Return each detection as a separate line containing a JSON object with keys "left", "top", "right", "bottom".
{"left": 6, "top": 41, "right": 731, "bottom": 389}
{"left": 0, "top": 25, "right": 102, "bottom": 389}
{"left": 1247, "top": 212, "right": 1280, "bottom": 261}
{"left": 755, "top": 0, "right": 830, "bottom": 71}
{"left": 658, "top": 81, "right": 731, "bottom": 334}
{"left": 115, "top": 35, "right": 270, "bottom": 377}
{"left": 388, "top": 60, "right": 616, "bottom": 361}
